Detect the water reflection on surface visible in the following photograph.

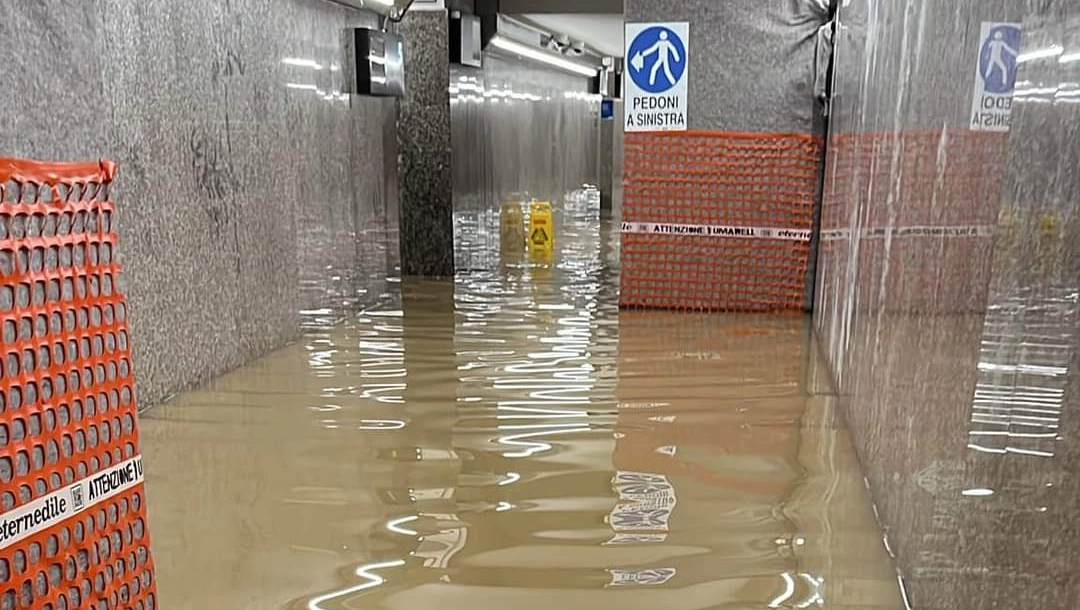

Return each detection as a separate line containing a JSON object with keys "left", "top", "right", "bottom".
{"left": 139, "top": 199, "right": 904, "bottom": 609}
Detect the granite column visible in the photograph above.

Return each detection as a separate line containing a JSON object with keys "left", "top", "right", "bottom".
{"left": 397, "top": 9, "right": 455, "bottom": 277}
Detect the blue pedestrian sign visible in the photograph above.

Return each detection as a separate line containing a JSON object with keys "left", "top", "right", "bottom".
{"left": 625, "top": 22, "right": 689, "bottom": 132}
{"left": 601, "top": 99, "right": 614, "bottom": 120}
{"left": 627, "top": 26, "right": 687, "bottom": 94}
{"left": 978, "top": 24, "right": 1022, "bottom": 94}
{"left": 970, "top": 21, "right": 1022, "bottom": 132}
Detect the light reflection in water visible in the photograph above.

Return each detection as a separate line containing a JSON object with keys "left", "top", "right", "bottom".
{"left": 288, "top": 191, "right": 864, "bottom": 608}
{"left": 385, "top": 515, "right": 420, "bottom": 536}
{"left": 142, "top": 189, "right": 902, "bottom": 610}
{"left": 305, "top": 560, "right": 406, "bottom": 610}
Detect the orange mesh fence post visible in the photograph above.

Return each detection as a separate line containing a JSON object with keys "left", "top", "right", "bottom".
{"left": 0, "top": 159, "right": 156, "bottom": 610}
{"left": 620, "top": 132, "right": 823, "bottom": 312}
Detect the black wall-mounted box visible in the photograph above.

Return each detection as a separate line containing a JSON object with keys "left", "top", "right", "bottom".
{"left": 343, "top": 27, "right": 406, "bottom": 97}
{"left": 450, "top": 14, "right": 483, "bottom": 68}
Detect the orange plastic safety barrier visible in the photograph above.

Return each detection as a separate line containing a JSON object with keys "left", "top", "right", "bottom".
{"left": 0, "top": 159, "right": 156, "bottom": 610}
{"left": 620, "top": 132, "right": 823, "bottom": 311}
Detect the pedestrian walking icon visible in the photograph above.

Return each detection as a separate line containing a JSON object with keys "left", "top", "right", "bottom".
{"left": 979, "top": 25, "right": 1022, "bottom": 94}
{"left": 628, "top": 27, "right": 687, "bottom": 94}
{"left": 624, "top": 21, "right": 689, "bottom": 132}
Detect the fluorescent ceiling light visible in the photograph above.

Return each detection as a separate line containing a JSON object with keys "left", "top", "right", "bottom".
{"left": 1017, "top": 45, "right": 1064, "bottom": 63}
{"left": 1060, "top": 51, "right": 1080, "bottom": 63}
{"left": 490, "top": 35, "right": 598, "bottom": 78}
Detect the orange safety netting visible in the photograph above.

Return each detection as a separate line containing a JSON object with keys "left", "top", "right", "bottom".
{"left": 0, "top": 159, "right": 156, "bottom": 610}
{"left": 620, "top": 132, "right": 823, "bottom": 312}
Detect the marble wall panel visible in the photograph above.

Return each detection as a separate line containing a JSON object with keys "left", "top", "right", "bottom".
{"left": 1, "top": 0, "right": 398, "bottom": 406}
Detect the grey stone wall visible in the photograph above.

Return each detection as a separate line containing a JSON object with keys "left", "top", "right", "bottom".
{"left": 0, "top": 0, "right": 398, "bottom": 406}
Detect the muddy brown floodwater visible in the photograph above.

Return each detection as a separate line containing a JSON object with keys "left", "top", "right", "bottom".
{"left": 139, "top": 209, "right": 905, "bottom": 610}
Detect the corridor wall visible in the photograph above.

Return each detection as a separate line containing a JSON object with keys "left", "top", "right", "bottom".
{"left": 0, "top": 0, "right": 398, "bottom": 406}
{"left": 815, "top": 0, "right": 1080, "bottom": 608}
{"left": 598, "top": 100, "right": 624, "bottom": 219}
{"left": 619, "top": 0, "right": 830, "bottom": 311}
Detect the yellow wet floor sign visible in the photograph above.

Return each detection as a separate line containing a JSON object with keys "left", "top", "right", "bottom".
{"left": 531, "top": 226, "right": 549, "bottom": 245}
{"left": 528, "top": 201, "right": 554, "bottom": 257}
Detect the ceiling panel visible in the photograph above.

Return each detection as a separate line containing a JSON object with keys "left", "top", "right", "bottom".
{"left": 519, "top": 13, "right": 625, "bottom": 58}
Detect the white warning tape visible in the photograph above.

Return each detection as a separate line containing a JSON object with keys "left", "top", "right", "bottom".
{"left": 621, "top": 222, "right": 812, "bottom": 242}
{"left": 621, "top": 223, "right": 995, "bottom": 242}
{"left": 820, "top": 225, "right": 996, "bottom": 241}
{"left": 0, "top": 454, "right": 144, "bottom": 550}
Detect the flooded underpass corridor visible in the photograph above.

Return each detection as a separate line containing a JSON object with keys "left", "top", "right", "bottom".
{"left": 9, "top": 1, "right": 1080, "bottom": 608}
{"left": 138, "top": 208, "right": 904, "bottom": 610}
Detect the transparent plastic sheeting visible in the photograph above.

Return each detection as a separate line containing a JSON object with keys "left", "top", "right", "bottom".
{"left": 0, "top": 158, "right": 156, "bottom": 610}
{"left": 450, "top": 54, "right": 601, "bottom": 273}
{"left": 813, "top": 1, "right": 1080, "bottom": 609}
